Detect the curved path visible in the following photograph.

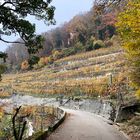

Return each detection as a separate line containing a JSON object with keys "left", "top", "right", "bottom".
{"left": 47, "top": 109, "right": 128, "bottom": 140}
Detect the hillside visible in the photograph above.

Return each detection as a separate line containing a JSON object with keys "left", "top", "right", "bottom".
{"left": 5, "top": 0, "right": 117, "bottom": 70}
{"left": 0, "top": 46, "right": 126, "bottom": 98}
{"left": 0, "top": 45, "right": 140, "bottom": 140}
{"left": 0, "top": 0, "right": 140, "bottom": 140}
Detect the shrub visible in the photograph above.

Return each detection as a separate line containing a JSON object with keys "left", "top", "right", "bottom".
{"left": 44, "top": 57, "right": 49, "bottom": 65}
{"left": 136, "top": 89, "right": 140, "bottom": 99}
{"left": 62, "top": 42, "right": 84, "bottom": 57}
{"left": 28, "top": 56, "right": 40, "bottom": 68}
{"left": 74, "top": 42, "right": 84, "bottom": 53}
{"left": 34, "top": 56, "right": 54, "bottom": 69}
{"left": 93, "top": 40, "right": 106, "bottom": 50}
{"left": 48, "top": 56, "right": 54, "bottom": 64}
{"left": 85, "top": 36, "right": 95, "bottom": 51}
{"left": 0, "top": 64, "right": 7, "bottom": 80}
{"left": 0, "top": 107, "right": 4, "bottom": 120}
{"left": 0, "top": 64, "right": 7, "bottom": 74}
{"left": 62, "top": 48, "right": 76, "bottom": 57}
{"left": 21, "top": 60, "right": 29, "bottom": 70}
{"left": 38, "top": 57, "right": 46, "bottom": 67}
{"left": 52, "top": 50, "right": 62, "bottom": 61}
{"left": 33, "top": 64, "right": 40, "bottom": 69}
{"left": 85, "top": 42, "right": 94, "bottom": 51}
{"left": 104, "top": 40, "right": 113, "bottom": 47}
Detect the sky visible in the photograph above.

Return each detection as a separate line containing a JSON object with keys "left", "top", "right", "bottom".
{"left": 0, "top": 0, "right": 93, "bottom": 52}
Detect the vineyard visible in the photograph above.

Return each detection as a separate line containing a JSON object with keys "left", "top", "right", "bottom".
{"left": 0, "top": 0, "right": 139, "bottom": 139}
{"left": 0, "top": 46, "right": 129, "bottom": 99}
{"left": 0, "top": 43, "right": 138, "bottom": 140}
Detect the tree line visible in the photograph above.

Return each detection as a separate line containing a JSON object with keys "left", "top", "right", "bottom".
{"left": 5, "top": 0, "right": 120, "bottom": 70}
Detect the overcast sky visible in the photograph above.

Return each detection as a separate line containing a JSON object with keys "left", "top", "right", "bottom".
{"left": 0, "top": 0, "right": 93, "bottom": 51}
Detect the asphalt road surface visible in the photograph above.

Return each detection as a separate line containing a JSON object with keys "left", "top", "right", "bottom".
{"left": 47, "top": 109, "right": 128, "bottom": 140}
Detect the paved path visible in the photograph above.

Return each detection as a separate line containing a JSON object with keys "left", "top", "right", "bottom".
{"left": 47, "top": 109, "right": 128, "bottom": 140}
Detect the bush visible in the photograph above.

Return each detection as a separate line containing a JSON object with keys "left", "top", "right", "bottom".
{"left": 136, "top": 89, "right": 140, "bottom": 99}
{"left": 62, "top": 42, "right": 84, "bottom": 57}
{"left": 52, "top": 50, "right": 63, "bottom": 61}
{"left": 0, "top": 64, "right": 7, "bottom": 80}
{"left": 0, "top": 107, "right": 4, "bottom": 120}
{"left": 0, "top": 64, "right": 7, "bottom": 74}
{"left": 62, "top": 48, "right": 76, "bottom": 57}
{"left": 44, "top": 57, "right": 49, "bottom": 64}
{"left": 48, "top": 56, "right": 54, "bottom": 64}
{"left": 38, "top": 57, "right": 50, "bottom": 66}
{"left": 85, "top": 36, "right": 95, "bottom": 51}
{"left": 37, "top": 57, "right": 46, "bottom": 67}
{"left": 28, "top": 56, "right": 40, "bottom": 68}
{"left": 21, "top": 60, "right": 29, "bottom": 70}
{"left": 35, "top": 56, "right": 54, "bottom": 69}
{"left": 85, "top": 43, "right": 93, "bottom": 51}
{"left": 104, "top": 40, "right": 113, "bottom": 47}
{"left": 74, "top": 42, "right": 84, "bottom": 53}
{"left": 93, "top": 40, "right": 106, "bottom": 50}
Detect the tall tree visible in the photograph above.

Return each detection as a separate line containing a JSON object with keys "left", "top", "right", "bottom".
{"left": 116, "top": 0, "right": 140, "bottom": 97}
{"left": 0, "top": 0, "right": 55, "bottom": 54}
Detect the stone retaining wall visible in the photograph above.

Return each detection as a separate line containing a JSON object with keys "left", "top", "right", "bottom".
{"left": 26, "top": 107, "right": 66, "bottom": 140}
{"left": 63, "top": 99, "right": 115, "bottom": 120}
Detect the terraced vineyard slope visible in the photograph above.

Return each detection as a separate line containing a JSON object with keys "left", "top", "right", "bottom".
{"left": 0, "top": 46, "right": 126, "bottom": 98}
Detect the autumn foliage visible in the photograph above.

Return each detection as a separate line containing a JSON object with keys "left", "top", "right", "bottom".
{"left": 116, "top": 0, "right": 140, "bottom": 98}
{"left": 21, "top": 60, "right": 29, "bottom": 70}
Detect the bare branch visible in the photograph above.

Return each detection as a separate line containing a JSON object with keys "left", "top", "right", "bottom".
{"left": 0, "top": 1, "right": 15, "bottom": 7}
{"left": 0, "top": 37, "right": 25, "bottom": 44}
{"left": 12, "top": 106, "right": 22, "bottom": 140}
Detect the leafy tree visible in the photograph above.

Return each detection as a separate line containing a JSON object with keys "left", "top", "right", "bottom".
{"left": 116, "top": 0, "right": 140, "bottom": 97}
{"left": 94, "top": 0, "right": 123, "bottom": 7}
{"left": 6, "top": 43, "right": 29, "bottom": 66}
{"left": 67, "top": 14, "right": 88, "bottom": 45}
{"left": 99, "top": 12, "right": 117, "bottom": 39}
{"left": 50, "top": 28, "right": 63, "bottom": 49}
{"left": 0, "top": 0, "right": 55, "bottom": 54}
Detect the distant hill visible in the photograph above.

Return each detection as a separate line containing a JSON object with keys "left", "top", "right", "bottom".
{"left": 5, "top": 1, "right": 119, "bottom": 72}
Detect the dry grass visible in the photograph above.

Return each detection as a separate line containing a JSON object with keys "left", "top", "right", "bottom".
{"left": 120, "top": 116, "right": 140, "bottom": 140}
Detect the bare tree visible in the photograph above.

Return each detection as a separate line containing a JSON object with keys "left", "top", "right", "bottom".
{"left": 12, "top": 106, "right": 30, "bottom": 140}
